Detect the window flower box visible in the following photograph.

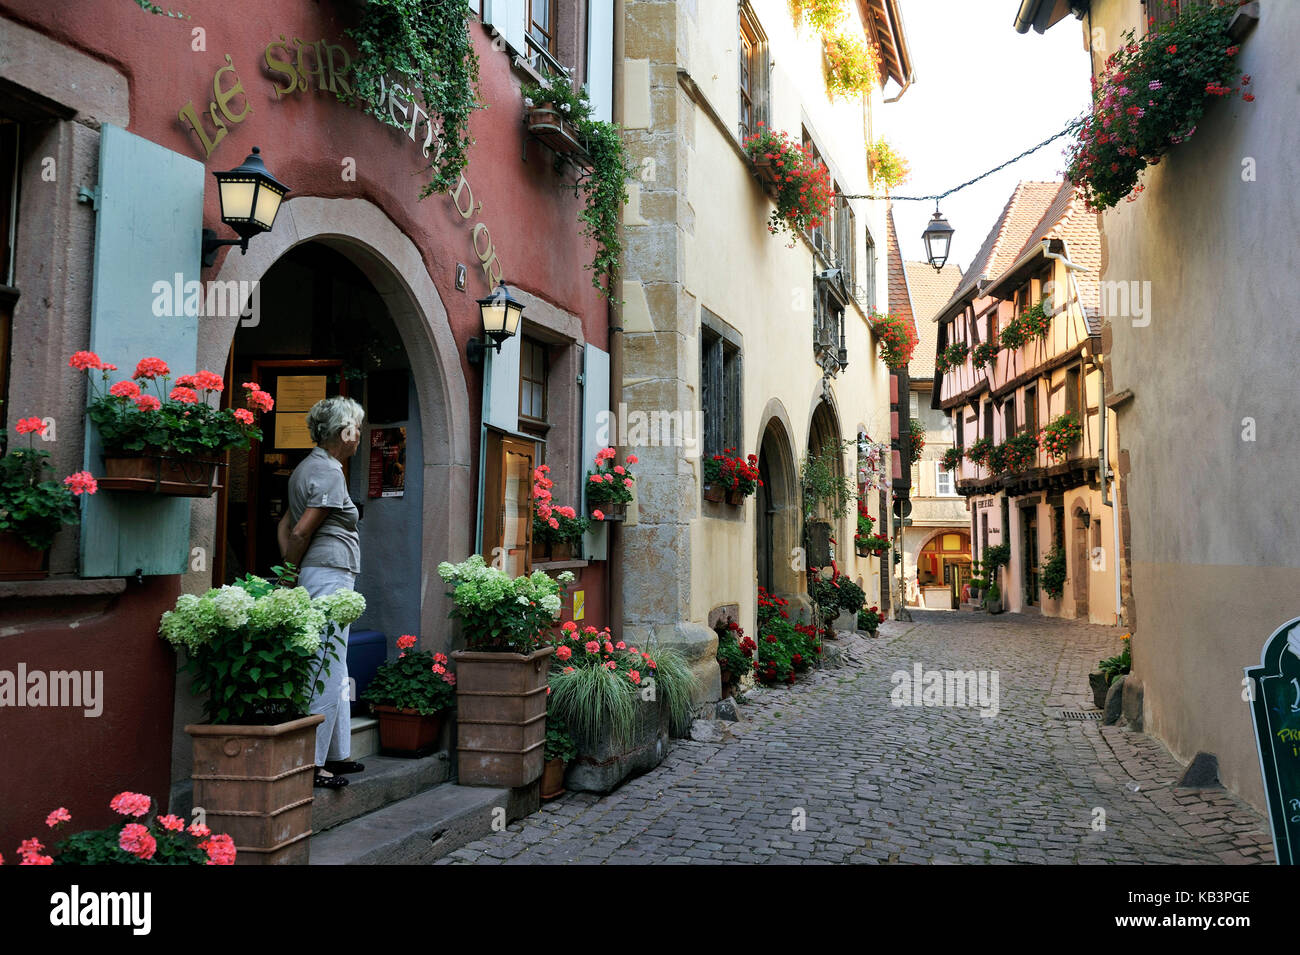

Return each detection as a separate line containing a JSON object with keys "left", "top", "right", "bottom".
{"left": 100, "top": 453, "right": 226, "bottom": 497}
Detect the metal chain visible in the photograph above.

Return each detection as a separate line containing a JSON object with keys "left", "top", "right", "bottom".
{"left": 839, "top": 117, "right": 1085, "bottom": 202}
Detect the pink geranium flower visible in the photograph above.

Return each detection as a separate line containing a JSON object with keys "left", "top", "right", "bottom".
{"left": 45, "top": 807, "right": 72, "bottom": 828}
{"left": 109, "top": 791, "right": 151, "bottom": 817}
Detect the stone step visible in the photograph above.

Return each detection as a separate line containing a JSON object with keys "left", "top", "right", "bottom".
{"left": 311, "top": 751, "right": 453, "bottom": 834}
{"left": 309, "top": 781, "right": 516, "bottom": 865}
{"left": 350, "top": 714, "right": 379, "bottom": 761}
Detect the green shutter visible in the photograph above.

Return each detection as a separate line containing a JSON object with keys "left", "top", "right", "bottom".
{"left": 80, "top": 124, "right": 205, "bottom": 578}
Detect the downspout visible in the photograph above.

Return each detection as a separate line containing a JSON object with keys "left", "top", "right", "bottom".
{"left": 609, "top": 0, "right": 626, "bottom": 637}
{"left": 1043, "top": 242, "right": 1123, "bottom": 625}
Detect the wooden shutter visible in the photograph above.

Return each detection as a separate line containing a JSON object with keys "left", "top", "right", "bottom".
{"left": 80, "top": 124, "right": 204, "bottom": 578}
{"left": 586, "top": 0, "right": 614, "bottom": 123}
{"left": 484, "top": 0, "right": 528, "bottom": 55}
{"left": 580, "top": 342, "right": 610, "bottom": 559}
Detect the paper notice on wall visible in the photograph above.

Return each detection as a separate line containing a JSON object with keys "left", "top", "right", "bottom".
{"left": 277, "top": 375, "right": 326, "bottom": 411}
{"left": 274, "top": 412, "right": 314, "bottom": 449}
{"left": 368, "top": 427, "right": 406, "bottom": 498}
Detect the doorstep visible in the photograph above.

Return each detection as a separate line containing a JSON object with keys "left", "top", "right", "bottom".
{"left": 350, "top": 715, "right": 379, "bottom": 762}
{"left": 311, "top": 751, "right": 452, "bottom": 834}
{"left": 309, "top": 781, "right": 527, "bottom": 865}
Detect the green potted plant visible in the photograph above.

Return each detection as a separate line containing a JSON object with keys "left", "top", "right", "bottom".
{"left": 941, "top": 446, "right": 963, "bottom": 473}
{"left": 0, "top": 418, "right": 98, "bottom": 579}
{"left": 585, "top": 447, "right": 637, "bottom": 521}
{"left": 159, "top": 566, "right": 366, "bottom": 864}
{"left": 532, "top": 465, "right": 588, "bottom": 561}
{"left": 540, "top": 703, "right": 577, "bottom": 801}
{"left": 1041, "top": 412, "right": 1083, "bottom": 461}
{"left": 741, "top": 125, "right": 834, "bottom": 245}
{"left": 72, "top": 351, "right": 270, "bottom": 497}
{"left": 869, "top": 309, "right": 919, "bottom": 370}
{"left": 999, "top": 432, "right": 1040, "bottom": 473}
{"left": 824, "top": 32, "right": 882, "bottom": 101}
{"left": 857, "top": 604, "right": 882, "bottom": 636}
{"left": 548, "top": 621, "right": 695, "bottom": 793}
{"left": 853, "top": 503, "right": 876, "bottom": 556}
{"left": 13, "top": 792, "right": 237, "bottom": 865}
{"left": 1092, "top": 634, "right": 1132, "bottom": 708}
{"left": 361, "top": 635, "right": 456, "bottom": 756}
{"left": 965, "top": 436, "right": 994, "bottom": 469}
{"left": 934, "top": 339, "right": 969, "bottom": 375}
{"left": 438, "top": 556, "right": 570, "bottom": 787}
{"left": 971, "top": 341, "right": 1000, "bottom": 371}
{"left": 703, "top": 449, "right": 762, "bottom": 505}
{"left": 1065, "top": 2, "right": 1249, "bottom": 212}
{"left": 715, "top": 620, "right": 750, "bottom": 697}
{"left": 1041, "top": 545, "right": 1067, "bottom": 602}
{"left": 521, "top": 72, "right": 588, "bottom": 159}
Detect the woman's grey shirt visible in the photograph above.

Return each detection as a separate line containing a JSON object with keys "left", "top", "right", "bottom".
{"left": 289, "top": 446, "right": 361, "bottom": 573}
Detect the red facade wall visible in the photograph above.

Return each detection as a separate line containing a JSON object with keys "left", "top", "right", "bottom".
{"left": 0, "top": 0, "right": 610, "bottom": 840}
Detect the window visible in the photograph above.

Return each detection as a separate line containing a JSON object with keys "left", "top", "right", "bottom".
{"left": 0, "top": 117, "right": 19, "bottom": 443}
{"left": 936, "top": 463, "right": 955, "bottom": 497}
{"left": 983, "top": 400, "right": 994, "bottom": 441}
{"left": 861, "top": 228, "right": 877, "bottom": 309}
{"left": 701, "top": 315, "right": 742, "bottom": 458}
{"left": 528, "top": 0, "right": 557, "bottom": 55}
{"left": 518, "top": 336, "right": 549, "bottom": 434}
{"left": 738, "top": 4, "right": 768, "bottom": 141}
{"left": 1145, "top": 0, "right": 1209, "bottom": 31}
{"left": 802, "top": 130, "right": 830, "bottom": 253}
{"left": 835, "top": 197, "right": 856, "bottom": 287}
{"left": 909, "top": 391, "right": 919, "bottom": 420}
{"left": 955, "top": 411, "right": 965, "bottom": 448}
{"left": 1024, "top": 384, "right": 1037, "bottom": 436}
{"left": 1065, "top": 365, "right": 1082, "bottom": 419}
{"left": 1002, "top": 398, "right": 1015, "bottom": 442}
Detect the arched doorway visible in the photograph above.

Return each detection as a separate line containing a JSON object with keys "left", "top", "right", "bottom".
{"left": 217, "top": 242, "right": 430, "bottom": 651}
{"left": 198, "top": 196, "right": 471, "bottom": 643}
{"left": 755, "top": 409, "right": 799, "bottom": 602}
{"left": 804, "top": 399, "right": 845, "bottom": 571}
{"left": 915, "top": 530, "right": 971, "bottom": 609}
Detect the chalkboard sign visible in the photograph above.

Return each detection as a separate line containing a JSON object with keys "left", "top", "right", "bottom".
{"left": 1245, "top": 616, "right": 1300, "bottom": 866}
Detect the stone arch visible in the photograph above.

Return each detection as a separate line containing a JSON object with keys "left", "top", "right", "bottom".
{"left": 754, "top": 400, "right": 801, "bottom": 603}
{"left": 196, "top": 196, "right": 472, "bottom": 640}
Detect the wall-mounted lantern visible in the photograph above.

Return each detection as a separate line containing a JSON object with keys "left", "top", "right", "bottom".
{"left": 468, "top": 280, "right": 525, "bottom": 363}
{"left": 202, "top": 147, "right": 290, "bottom": 267}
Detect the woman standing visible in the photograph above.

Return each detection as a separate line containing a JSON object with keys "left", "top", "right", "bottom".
{"left": 278, "top": 396, "right": 366, "bottom": 790}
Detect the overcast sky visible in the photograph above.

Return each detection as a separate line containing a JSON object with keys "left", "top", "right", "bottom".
{"left": 884, "top": 0, "right": 1093, "bottom": 271}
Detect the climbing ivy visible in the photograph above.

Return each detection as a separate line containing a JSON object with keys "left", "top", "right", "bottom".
{"left": 347, "top": 0, "right": 482, "bottom": 196}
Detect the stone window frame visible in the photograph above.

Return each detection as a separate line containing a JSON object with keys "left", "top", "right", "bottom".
{"left": 700, "top": 308, "right": 744, "bottom": 461}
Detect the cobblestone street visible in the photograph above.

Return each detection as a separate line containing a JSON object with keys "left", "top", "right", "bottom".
{"left": 441, "top": 611, "right": 1273, "bottom": 865}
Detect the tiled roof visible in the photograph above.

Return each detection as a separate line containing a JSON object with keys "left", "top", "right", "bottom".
{"left": 904, "top": 260, "right": 962, "bottom": 376}
{"left": 936, "top": 181, "right": 1063, "bottom": 320}
{"left": 885, "top": 206, "right": 916, "bottom": 330}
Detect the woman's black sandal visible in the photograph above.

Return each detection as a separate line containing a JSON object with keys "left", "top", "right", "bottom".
{"left": 314, "top": 770, "right": 349, "bottom": 789}
{"left": 324, "top": 760, "right": 365, "bottom": 774}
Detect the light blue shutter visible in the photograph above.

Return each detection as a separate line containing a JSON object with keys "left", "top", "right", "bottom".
{"left": 80, "top": 124, "right": 204, "bottom": 578}
{"left": 484, "top": 0, "right": 527, "bottom": 55}
{"left": 586, "top": 0, "right": 614, "bottom": 123}
{"left": 580, "top": 343, "right": 610, "bottom": 559}
{"left": 482, "top": 331, "right": 522, "bottom": 432}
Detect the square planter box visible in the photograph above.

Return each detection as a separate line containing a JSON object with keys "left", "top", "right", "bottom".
{"left": 453, "top": 646, "right": 553, "bottom": 788}
{"left": 186, "top": 713, "right": 323, "bottom": 865}
{"left": 565, "top": 695, "right": 668, "bottom": 795}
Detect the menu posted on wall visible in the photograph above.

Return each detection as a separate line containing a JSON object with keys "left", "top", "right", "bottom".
{"left": 368, "top": 427, "right": 406, "bottom": 498}
{"left": 1245, "top": 617, "right": 1300, "bottom": 865}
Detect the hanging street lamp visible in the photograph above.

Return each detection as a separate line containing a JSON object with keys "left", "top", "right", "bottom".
{"left": 921, "top": 204, "right": 955, "bottom": 271}
{"left": 202, "top": 147, "right": 290, "bottom": 267}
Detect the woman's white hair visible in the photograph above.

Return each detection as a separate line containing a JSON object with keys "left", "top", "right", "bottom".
{"left": 307, "top": 396, "right": 365, "bottom": 446}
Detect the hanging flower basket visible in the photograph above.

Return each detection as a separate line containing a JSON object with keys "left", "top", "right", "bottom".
{"left": 100, "top": 453, "right": 226, "bottom": 497}
{"left": 525, "top": 106, "right": 592, "bottom": 168}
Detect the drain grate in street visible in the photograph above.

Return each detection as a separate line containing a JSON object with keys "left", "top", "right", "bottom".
{"left": 1060, "top": 709, "right": 1103, "bottom": 721}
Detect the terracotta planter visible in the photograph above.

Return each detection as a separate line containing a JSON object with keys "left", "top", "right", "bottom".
{"left": 751, "top": 157, "right": 782, "bottom": 197}
{"left": 373, "top": 705, "right": 445, "bottom": 757}
{"left": 0, "top": 532, "right": 48, "bottom": 581}
{"left": 702, "top": 482, "right": 725, "bottom": 503}
{"left": 589, "top": 500, "right": 626, "bottom": 522}
{"left": 855, "top": 544, "right": 871, "bottom": 558}
{"left": 526, "top": 106, "right": 591, "bottom": 167}
{"left": 452, "top": 646, "right": 554, "bottom": 787}
{"left": 185, "top": 713, "right": 323, "bottom": 865}
{"left": 100, "top": 453, "right": 225, "bottom": 497}
{"left": 540, "top": 758, "right": 567, "bottom": 801}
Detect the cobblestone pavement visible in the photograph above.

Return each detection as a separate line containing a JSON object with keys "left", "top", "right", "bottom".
{"left": 440, "top": 611, "right": 1273, "bottom": 864}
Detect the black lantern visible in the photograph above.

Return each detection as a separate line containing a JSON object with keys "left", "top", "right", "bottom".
{"left": 201, "top": 147, "right": 290, "bottom": 267}
{"left": 468, "top": 280, "right": 525, "bottom": 363}
{"left": 921, "top": 204, "right": 955, "bottom": 271}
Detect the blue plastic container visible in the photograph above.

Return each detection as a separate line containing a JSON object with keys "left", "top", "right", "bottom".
{"left": 347, "top": 629, "right": 387, "bottom": 715}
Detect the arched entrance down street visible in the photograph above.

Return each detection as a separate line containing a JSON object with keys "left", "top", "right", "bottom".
{"left": 755, "top": 413, "right": 800, "bottom": 603}
{"left": 804, "top": 398, "right": 845, "bottom": 571}
{"left": 914, "top": 530, "right": 971, "bottom": 610}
